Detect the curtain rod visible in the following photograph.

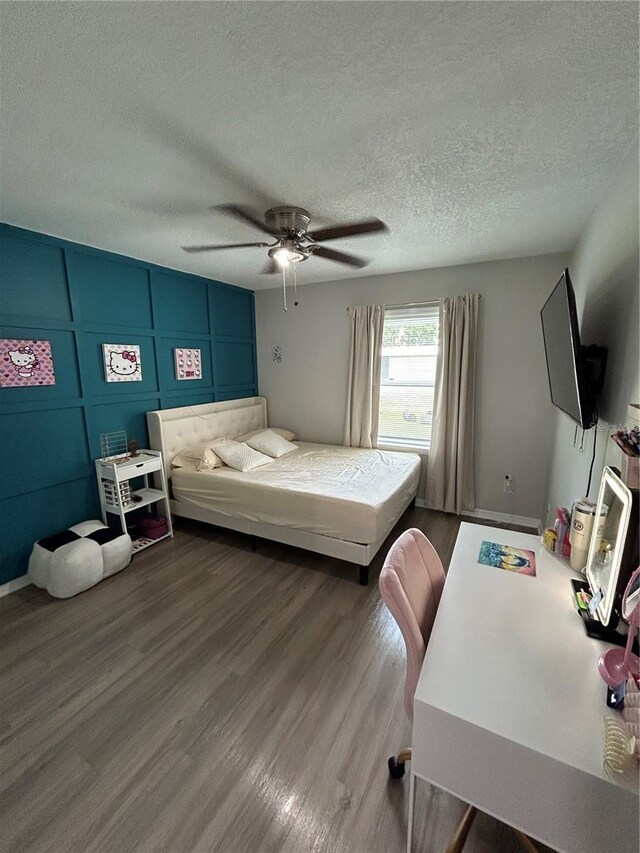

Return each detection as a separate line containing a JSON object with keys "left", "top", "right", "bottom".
{"left": 347, "top": 296, "right": 481, "bottom": 311}
{"left": 347, "top": 300, "right": 437, "bottom": 312}
{"left": 385, "top": 300, "right": 439, "bottom": 310}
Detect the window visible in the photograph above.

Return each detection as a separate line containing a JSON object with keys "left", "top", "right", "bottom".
{"left": 378, "top": 304, "right": 439, "bottom": 450}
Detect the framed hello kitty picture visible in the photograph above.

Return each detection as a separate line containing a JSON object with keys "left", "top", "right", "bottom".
{"left": 0, "top": 339, "right": 56, "bottom": 388}
{"left": 102, "top": 343, "right": 142, "bottom": 383}
{"left": 174, "top": 347, "right": 202, "bottom": 381}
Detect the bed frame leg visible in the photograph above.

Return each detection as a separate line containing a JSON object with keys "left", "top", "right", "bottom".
{"left": 359, "top": 565, "right": 369, "bottom": 586}
{"left": 250, "top": 535, "right": 257, "bottom": 552}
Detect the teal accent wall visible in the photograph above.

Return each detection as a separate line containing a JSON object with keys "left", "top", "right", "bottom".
{"left": 0, "top": 224, "right": 257, "bottom": 584}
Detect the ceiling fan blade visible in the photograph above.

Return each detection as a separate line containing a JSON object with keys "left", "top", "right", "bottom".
{"left": 312, "top": 246, "right": 369, "bottom": 268}
{"left": 308, "top": 218, "right": 388, "bottom": 243}
{"left": 260, "top": 258, "right": 279, "bottom": 274}
{"left": 182, "top": 241, "right": 269, "bottom": 253}
{"left": 213, "top": 204, "right": 276, "bottom": 236}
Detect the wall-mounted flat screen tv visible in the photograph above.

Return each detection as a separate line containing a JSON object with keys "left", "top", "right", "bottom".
{"left": 540, "top": 268, "right": 596, "bottom": 429}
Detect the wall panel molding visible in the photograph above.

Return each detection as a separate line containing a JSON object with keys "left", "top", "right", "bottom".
{"left": 0, "top": 223, "right": 257, "bottom": 583}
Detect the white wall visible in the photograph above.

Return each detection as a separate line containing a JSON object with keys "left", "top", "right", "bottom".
{"left": 256, "top": 252, "right": 569, "bottom": 522}
{"left": 543, "top": 146, "right": 640, "bottom": 522}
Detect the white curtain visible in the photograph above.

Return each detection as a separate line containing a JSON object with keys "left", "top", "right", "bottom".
{"left": 343, "top": 305, "right": 385, "bottom": 448}
{"left": 425, "top": 294, "right": 479, "bottom": 514}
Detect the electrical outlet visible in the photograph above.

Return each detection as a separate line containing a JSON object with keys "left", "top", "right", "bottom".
{"left": 503, "top": 473, "right": 514, "bottom": 495}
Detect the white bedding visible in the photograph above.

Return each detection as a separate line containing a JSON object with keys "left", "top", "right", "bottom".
{"left": 171, "top": 442, "right": 420, "bottom": 544}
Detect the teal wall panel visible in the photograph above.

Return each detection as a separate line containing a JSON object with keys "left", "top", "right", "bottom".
{"left": 163, "top": 391, "right": 216, "bottom": 407}
{"left": 0, "top": 233, "right": 71, "bottom": 322}
{"left": 0, "top": 407, "right": 90, "bottom": 499}
{"left": 0, "top": 223, "right": 256, "bottom": 584}
{"left": 66, "top": 250, "right": 153, "bottom": 328}
{"left": 85, "top": 397, "right": 162, "bottom": 459}
{"left": 216, "top": 341, "right": 256, "bottom": 387}
{"left": 151, "top": 272, "right": 209, "bottom": 334}
{"left": 210, "top": 287, "right": 254, "bottom": 338}
{"left": 0, "top": 478, "right": 100, "bottom": 580}
{"left": 216, "top": 387, "right": 258, "bottom": 402}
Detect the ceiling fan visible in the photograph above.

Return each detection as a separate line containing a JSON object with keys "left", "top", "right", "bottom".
{"left": 182, "top": 204, "right": 389, "bottom": 274}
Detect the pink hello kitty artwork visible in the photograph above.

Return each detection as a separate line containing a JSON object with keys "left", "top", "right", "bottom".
{"left": 102, "top": 344, "right": 142, "bottom": 383}
{"left": 174, "top": 347, "right": 202, "bottom": 381}
{"left": 0, "top": 339, "right": 56, "bottom": 388}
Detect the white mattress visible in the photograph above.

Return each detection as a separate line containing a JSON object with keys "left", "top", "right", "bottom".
{"left": 171, "top": 442, "right": 420, "bottom": 544}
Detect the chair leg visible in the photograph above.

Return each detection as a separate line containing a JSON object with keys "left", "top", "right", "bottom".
{"left": 512, "top": 828, "right": 539, "bottom": 853}
{"left": 388, "top": 747, "right": 412, "bottom": 778}
{"left": 359, "top": 565, "right": 369, "bottom": 586}
{"left": 445, "top": 805, "right": 478, "bottom": 853}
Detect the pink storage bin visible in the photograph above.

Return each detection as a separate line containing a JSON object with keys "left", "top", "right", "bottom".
{"left": 138, "top": 516, "right": 169, "bottom": 539}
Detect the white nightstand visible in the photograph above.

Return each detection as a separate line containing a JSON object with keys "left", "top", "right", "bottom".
{"left": 95, "top": 449, "right": 173, "bottom": 553}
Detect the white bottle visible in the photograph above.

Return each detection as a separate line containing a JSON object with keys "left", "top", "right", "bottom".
{"left": 569, "top": 499, "right": 606, "bottom": 573}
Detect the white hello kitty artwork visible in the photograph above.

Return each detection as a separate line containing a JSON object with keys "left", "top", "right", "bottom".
{"left": 102, "top": 344, "right": 142, "bottom": 383}
{"left": 0, "top": 339, "right": 56, "bottom": 388}
{"left": 174, "top": 347, "right": 202, "bottom": 381}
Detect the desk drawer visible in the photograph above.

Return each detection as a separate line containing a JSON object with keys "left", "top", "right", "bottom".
{"left": 96, "top": 457, "right": 161, "bottom": 480}
{"left": 123, "top": 458, "right": 160, "bottom": 477}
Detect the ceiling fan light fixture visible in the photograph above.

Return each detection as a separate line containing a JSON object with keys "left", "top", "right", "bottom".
{"left": 270, "top": 246, "right": 307, "bottom": 266}
{"left": 273, "top": 248, "right": 292, "bottom": 266}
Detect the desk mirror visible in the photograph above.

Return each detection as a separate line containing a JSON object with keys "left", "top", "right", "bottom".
{"left": 585, "top": 466, "right": 632, "bottom": 627}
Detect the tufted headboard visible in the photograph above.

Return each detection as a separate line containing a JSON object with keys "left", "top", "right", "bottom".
{"left": 147, "top": 397, "right": 268, "bottom": 482}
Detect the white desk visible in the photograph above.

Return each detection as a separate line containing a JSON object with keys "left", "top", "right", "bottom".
{"left": 410, "top": 523, "right": 639, "bottom": 853}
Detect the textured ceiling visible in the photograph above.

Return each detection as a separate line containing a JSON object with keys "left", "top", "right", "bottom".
{"left": 1, "top": 2, "right": 638, "bottom": 291}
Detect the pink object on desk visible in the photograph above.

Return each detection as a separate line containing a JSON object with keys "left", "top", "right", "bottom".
{"left": 598, "top": 566, "right": 640, "bottom": 688}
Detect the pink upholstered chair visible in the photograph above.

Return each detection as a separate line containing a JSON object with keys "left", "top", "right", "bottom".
{"left": 379, "top": 527, "right": 445, "bottom": 777}
{"left": 380, "top": 528, "right": 538, "bottom": 853}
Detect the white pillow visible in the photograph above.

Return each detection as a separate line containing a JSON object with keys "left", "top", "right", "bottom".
{"left": 171, "top": 439, "right": 227, "bottom": 471}
{"left": 213, "top": 440, "right": 273, "bottom": 472}
{"left": 245, "top": 429, "right": 298, "bottom": 459}
{"left": 238, "top": 427, "right": 297, "bottom": 442}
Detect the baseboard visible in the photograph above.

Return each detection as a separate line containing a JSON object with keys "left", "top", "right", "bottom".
{"left": 414, "top": 499, "right": 540, "bottom": 532}
{"left": 0, "top": 574, "right": 31, "bottom": 598}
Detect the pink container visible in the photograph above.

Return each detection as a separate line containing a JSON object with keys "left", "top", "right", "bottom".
{"left": 138, "top": 516, "right": 169, "bottom": 539}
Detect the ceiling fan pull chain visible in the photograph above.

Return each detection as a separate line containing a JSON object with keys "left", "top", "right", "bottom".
{"left": 293, "top": 261, "right": 299, "bottom": 307}
{"left": 282, "top": 265, "right": 287, "bottom": 312}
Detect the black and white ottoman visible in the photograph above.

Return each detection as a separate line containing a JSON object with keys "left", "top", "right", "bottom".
{"left": 28, "top": 520, "right": 132, "bottom": 598}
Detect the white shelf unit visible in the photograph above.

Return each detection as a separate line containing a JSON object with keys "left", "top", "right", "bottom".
{"left": 95, "top": 449, "right": 173, "bottom": 553}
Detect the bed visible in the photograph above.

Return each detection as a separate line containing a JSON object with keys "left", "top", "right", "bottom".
{"left": 147, "top": 397, "right": 420, "bottom": 584}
